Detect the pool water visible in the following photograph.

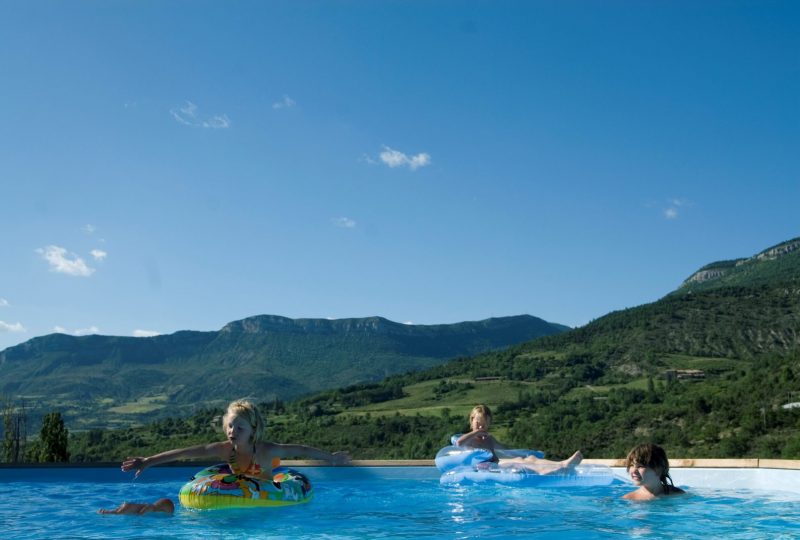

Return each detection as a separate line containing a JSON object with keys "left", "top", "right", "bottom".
{"left": 2, "top": 467, "right": 799, "bottom": 539}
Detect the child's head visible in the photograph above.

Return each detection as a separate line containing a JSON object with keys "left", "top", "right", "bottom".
{"left": 625, "top": 443, "right": 674, "bottom": 487}
{"left": 469, "top": 404, "right": 492, "bottom": 430}
{"left": 152, "top": 498, "right": 175, "bottom": 514}
{"left": 223, "top": 399, "right": 265, "bottom": 444}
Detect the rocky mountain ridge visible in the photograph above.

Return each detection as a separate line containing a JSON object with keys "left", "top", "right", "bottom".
{"left": 681, "top": 237, "right": 800, "bottom": 287}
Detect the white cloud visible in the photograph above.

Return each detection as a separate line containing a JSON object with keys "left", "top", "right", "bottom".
{"left": 54, "top": 325, "right": 99, "bottom": 336}
{"left": 0, "top": 320, "right": 25, "bottom": 333}
{"left": 272, "top": 95, "right": 296, "bottom": 109}
{"left": 204, "top": 115, "right": 231, "bottom": 129}
{"left": 74, "top": 326, "right": 99, "bottom": 336}
{"left": 90, "top": 249, "right": 108, "bottom": 261}
{"left": 663, "top": 198, "right": 692, "bottom": 220}
{"left": 403, "top": 321, "right": 415, "bottom": 325}
{"left": 0, "top": 298, "right": 8, "bottom": 307}
{"left": 332, "top": 217, "right": 357, "bottom": 229}
{"left": 36, "top": 245, "right": 95, "bottom": 277}
{"left": 133, "top": 329, "right": 161, "bottom": 338}
{"left": 379, "top": 146, "right": 431, "bottom": 171}
{"left": 170, "top": 101, "right": 230, "bottom": 129}
{"left": 83, "top": 224, "right": 96, "bottom": 234}
{"left": 359, "top": 153, "right": 377, "bottom": 165}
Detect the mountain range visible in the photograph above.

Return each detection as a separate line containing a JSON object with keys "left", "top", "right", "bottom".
{"left": 9, "top": 236, "right": 800, "bottom": 462}
{"left": 0, "top": 314, "right": 568, "bottom": 429}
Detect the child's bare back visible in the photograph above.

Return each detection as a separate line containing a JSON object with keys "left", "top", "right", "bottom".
{"left": 98, "top": 498, "right": 174, "bottom": 515}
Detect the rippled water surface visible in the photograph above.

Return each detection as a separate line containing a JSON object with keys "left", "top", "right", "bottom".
{"left": 2, "top": 467, "right": 799, "bottom": 539}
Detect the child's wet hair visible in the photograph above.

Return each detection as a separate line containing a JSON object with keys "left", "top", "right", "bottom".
{"left": 469, "top": 404, "right": 493, "bottom": 424}
{"left": 223, "top": 399, "right": 265, "bottom": 444}
{"left": 625, "top": 443, "right": 675, "bottom": 488}
{"left": 154, "top": 498, "right": 175, "bottom": 514}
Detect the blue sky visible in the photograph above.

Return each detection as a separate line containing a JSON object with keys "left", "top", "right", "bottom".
{"left": 1, "top": 1, "right": 798, "bottom": 351}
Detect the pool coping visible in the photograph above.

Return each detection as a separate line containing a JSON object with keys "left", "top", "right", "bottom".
{"left": 1, "top": 458, "right": 799, "bottom": 469}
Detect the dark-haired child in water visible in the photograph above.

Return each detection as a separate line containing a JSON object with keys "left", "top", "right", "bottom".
{"left": 456, "top": 404, "right": 583, "bottom": 474}
{"left": 623, "top": 443, "right": 686, "bottom": 500}
{"left": 98, "top": 498, "right": 174, "bottom": 515}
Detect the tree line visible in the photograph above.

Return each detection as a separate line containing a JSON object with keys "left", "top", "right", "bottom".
{"left": 2, "top": 398, "right": 69, "bottom": 463}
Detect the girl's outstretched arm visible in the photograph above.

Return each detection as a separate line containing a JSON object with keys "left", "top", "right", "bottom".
{"left": 122, "top": 442, "right": 228, "bottom": 478}
{"left": 267, "top": 443, "right": 350, "bottom": 465}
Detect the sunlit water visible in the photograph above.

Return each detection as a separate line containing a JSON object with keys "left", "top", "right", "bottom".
{"left": 1, "top": 467, "right": 799, "bottom": 539}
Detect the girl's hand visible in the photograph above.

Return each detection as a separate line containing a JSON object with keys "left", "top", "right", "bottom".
{"left": 330, "top": 451, "right": 351, "bottom": 466}
{"left": 122, "top": 457, "right": 147, "bottom": 478}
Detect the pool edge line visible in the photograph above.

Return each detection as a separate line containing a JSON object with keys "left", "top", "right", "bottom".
{"left": 1, "top": 458, "right": 800, "bottom": 469}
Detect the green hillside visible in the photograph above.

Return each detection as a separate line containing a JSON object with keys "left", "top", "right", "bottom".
{"left": 65, "top": 236, "right": 800, "bottom": 462}
{"left": 0, "top": 314, "right": 567, "bottom": 430}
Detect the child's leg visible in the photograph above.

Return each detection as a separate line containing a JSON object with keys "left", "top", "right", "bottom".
{"left": 500, "top": 450, "right": 582, "bottom": 474}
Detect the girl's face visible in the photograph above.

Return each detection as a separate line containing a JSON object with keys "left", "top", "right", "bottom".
{"left": 471, "top": 412, "right": 490, "bottom": 431}
{"left": 627, "top": 461, "right": 663, "bottom": 490}
{"left": 225, "top": 414, "right": 254, "bottom": 447}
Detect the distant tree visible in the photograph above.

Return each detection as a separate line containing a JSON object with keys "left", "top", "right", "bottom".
{"left": 2, "top": 398, "right": 27, "bottom": 463}
{"left": 38, "top": 412, "right": 69, "bottom": 462}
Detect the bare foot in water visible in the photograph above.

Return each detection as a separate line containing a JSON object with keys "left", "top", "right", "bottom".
{"left": 504, "top": 450, "right": 583, "bottom": 475}
{"left": 562, "top": 450, "right": 583, "bottom": 470}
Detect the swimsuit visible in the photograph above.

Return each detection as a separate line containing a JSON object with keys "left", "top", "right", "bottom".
{"left": 229, "top": 444, "right": 280, "bottom": 478}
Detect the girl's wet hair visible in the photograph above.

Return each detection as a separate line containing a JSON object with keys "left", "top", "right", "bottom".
{"left": 223, "top": 399, "right": 265, "bottom": 444}
{"left": 625, "top": 443, "right": 676, "bottom": 489}
{"left": 469, "top": 404, "right": 493, "bottom": 424}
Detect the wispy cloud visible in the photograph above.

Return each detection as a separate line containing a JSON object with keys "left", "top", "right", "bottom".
{"left": 359, "top": 153, "right": 377, "bottom": 165}
{"left": 170, "top": 101, "right": 231, "bottom": 129}
{"left": 74, "top": 326, "right": 99, "bottom": 336}
{"left": 54, "top": 325, "right": 100, "bottom": 336}
{"left": 83, "top": 224, "right": 96, "bottom": 234}
{"left": 332, "top": 217, "right": 357, "bottom": 229}
{"left": 36, "top": 245, "right": 95, "bottom": 277}
{"left": 663, "top": 198, "right": 692, "bottom": 220}
{"left": 0, "top": 298, "right": 8, "bottom": 307}
{"left": 133, "top": 329, "right": 161, "bottom": 338}
{"left": 378, "top": 146, "right": 431, "bottom": 171}
{"left": 90, "top": 249, "right": 108, "bottom": 261}
{"left": 204, "top": 115, "right": 231, "bottom": 129}
{"left": 272, "top": 95, "right": 296, "bottom": 109}
{"left": 0, "top": 320, "right": 25, "bottom": 333}
{"left": 171, "top": 101, "right": 198, "bottom": 125}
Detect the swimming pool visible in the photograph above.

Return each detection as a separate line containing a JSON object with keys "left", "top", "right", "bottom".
{"left": 1, "top": 466, "right": 799, "bottom": 539}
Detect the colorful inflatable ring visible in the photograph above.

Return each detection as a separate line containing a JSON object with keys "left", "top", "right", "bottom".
{"left": 179, "top": 463, "right": 313, "bottom": 509}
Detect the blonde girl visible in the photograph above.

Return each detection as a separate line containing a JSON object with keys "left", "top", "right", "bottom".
{"left": 122, "top": 399, "right": 349, "bottom": 481}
